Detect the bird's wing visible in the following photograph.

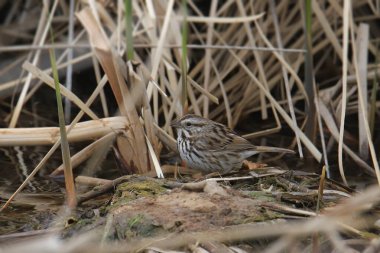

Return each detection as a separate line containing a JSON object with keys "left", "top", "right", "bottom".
{"left": 223, "top": 134, "right": 257, "bottom": 152}
{"left": 191, "top": 130, "right": 255, "bottom": 152}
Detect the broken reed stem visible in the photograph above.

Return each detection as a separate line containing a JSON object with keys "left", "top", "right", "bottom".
{"left": 0, "top": 117, "right": 128, "bottom": 146}
{"left": 0, "top": 76, "right": 114, "bottom": 212}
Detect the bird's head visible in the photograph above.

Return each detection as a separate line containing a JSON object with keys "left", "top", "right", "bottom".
{"left": 170, "top": 114, "right": 211, "bottom": 137}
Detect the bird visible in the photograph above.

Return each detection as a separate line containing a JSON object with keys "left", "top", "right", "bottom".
{"left": 170, "top": 114, "right": 295, "bottom": 174}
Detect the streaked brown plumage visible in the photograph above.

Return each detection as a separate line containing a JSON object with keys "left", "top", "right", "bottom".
{"left": 171, "top": 114, "right": 295, "bottom": 173}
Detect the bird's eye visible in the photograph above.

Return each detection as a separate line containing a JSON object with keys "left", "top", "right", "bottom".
{"left": 185, "top": 122, "right": 191, "bottom": 127}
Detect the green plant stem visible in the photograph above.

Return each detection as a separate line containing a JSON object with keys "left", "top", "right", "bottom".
{"left": 125, "top": 0, "right": 134, "bottom": 60}
{"left": 49, "top": 46, "right": 77, "bottom": 208}
{"left": 181, "top": 0, "right": 188, "bottom": 115}
{"left": 304, "top": 0, "right": 317, "bottom": 145}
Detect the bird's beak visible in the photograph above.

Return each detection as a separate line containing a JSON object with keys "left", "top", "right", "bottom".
{"left": 170, "top": 119, "right": 181, "bottom": 129}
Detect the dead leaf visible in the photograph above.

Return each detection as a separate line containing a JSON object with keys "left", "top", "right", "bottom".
{"left": 242, "top": 160, "right": 268, "bottom": 170}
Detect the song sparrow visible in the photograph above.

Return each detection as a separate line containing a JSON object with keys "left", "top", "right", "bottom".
{"left": 171, "top": 114, "right": 295, "bottom": 174}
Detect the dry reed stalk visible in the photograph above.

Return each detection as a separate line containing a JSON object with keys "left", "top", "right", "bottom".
{"left": 8, "top": 0, "right": 58, "bottom": 128}
{"left": 270, "top": 0, "right": 303, "bottom": 157}
{"left": 51, "top": 132, "right": 118, "bottom": 176}
{"left": 356, "top": 23, "right": 369, "bottom": 160}
{"left": 0, "top": 72, "right": 113, "bottom": 211}
{"left": 77, "top": 8, "right": 150, "bottom": 174}
{"left": 337, "top": 0, "right": 351, "bottom": 186}
{"left": 317, "top": 98, "right": 375, "bottom": 175}
{"left": 0, "top": 51, "right": 93, "bottom": 96}
{"left": 22, "top": 61, "right": 98, "bottom": 120}
{"left": 349, "top": 15, "right": 380, "bottom": 186}
{"left": 0, "top": 117, "right": 127, "bottom": 146}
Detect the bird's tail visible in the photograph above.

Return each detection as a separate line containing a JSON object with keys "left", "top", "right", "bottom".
{"left": 254, "top": 146, "right": 295, "bottom": 154}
